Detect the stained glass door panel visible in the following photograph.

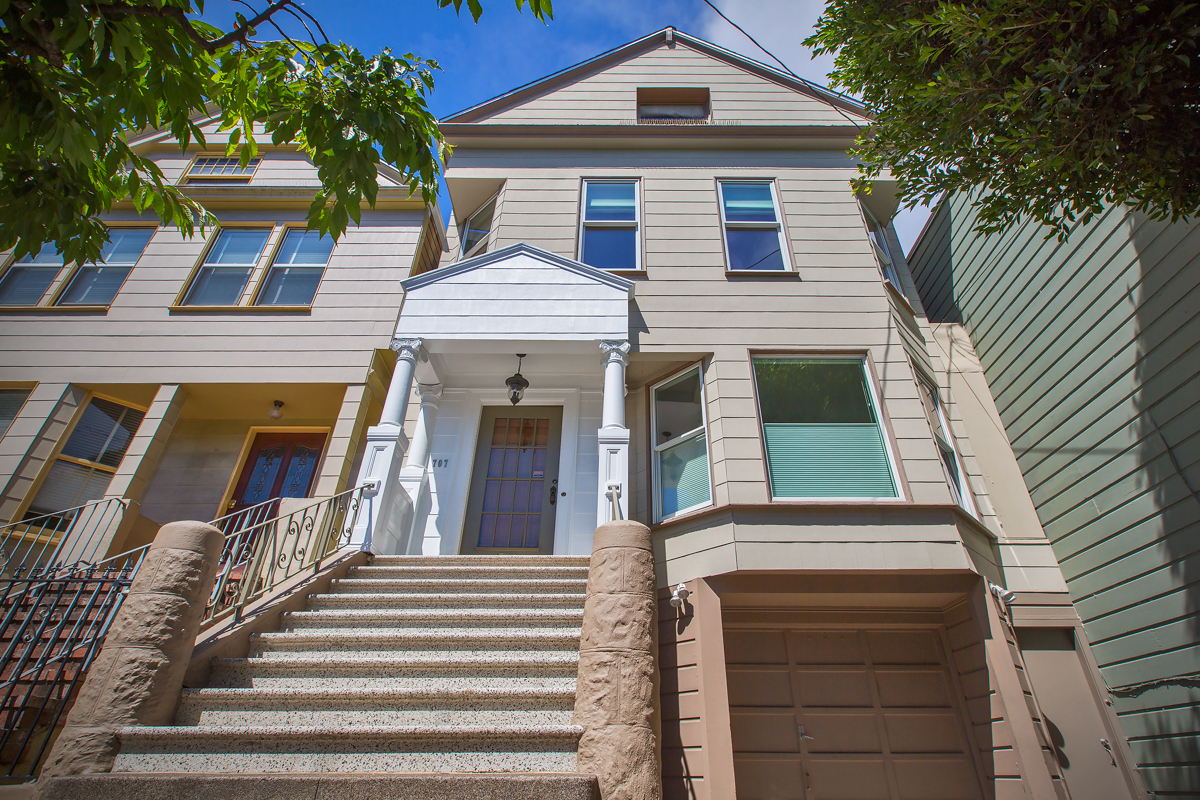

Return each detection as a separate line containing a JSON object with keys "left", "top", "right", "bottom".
{"left": 462, "top": 406, "right": 562, "bottom": 554}
{"left": 227, "top": 432, "right": 327, "bottom": 518}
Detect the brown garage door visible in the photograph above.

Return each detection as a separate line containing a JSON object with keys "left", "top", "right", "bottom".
{"left": 726, "top": 626, "right": 983, "bottom": 800}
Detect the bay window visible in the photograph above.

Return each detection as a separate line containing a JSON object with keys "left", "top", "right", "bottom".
{"left": 753, "top": 357, "right": 899, "bottom": 499}
{"left": 651, "top": 365, "right": 712, "bottom": 521}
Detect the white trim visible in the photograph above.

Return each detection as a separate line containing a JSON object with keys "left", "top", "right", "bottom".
{"left": 578, "top": 178, "right": 642, "bottom": 272}
{"left": 716, "top": 179, "right": 794, "bottom": 273}
{"left": 650, "top": 364, "right": 714, "bottom": 523}
{"left": 753, "top": 356, "right": 906, "bottom": 502}
{"left": 444, "top": 387, "right": 581, "bottom": 556}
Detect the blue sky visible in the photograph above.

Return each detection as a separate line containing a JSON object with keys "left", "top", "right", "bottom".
{"left": 203, "top": 0, "right": 931, "bottom": 252}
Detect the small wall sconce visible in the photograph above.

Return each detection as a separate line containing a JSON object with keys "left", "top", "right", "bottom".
{"left": 506, "top": 354, "right": 529, "bottom": 406}
{"left": 267, "top": 400, "right": 285, "bottom": 420}
{"left": 670, "top": 582, "right": 690, "bottom": 609}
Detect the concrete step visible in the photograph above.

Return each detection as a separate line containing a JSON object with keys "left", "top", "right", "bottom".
{"left": 349, "top": 565, "right": 591, "bottom": 580}
{"left": 175, "top": 686, "right": 575, "bottom": 727}
{"left": 113, "top": 724, "right": 584, "bottom": 773}
{"left": 369, "top": 555, "right": 590, "bottom": 567}
{"left": 44, "top": 772, "right": 600, "bottom": 800}
{"left": 281, "top": 608, "right": 584, "bottom": 631}
{"left": 329, "top": 577, "right": 588, "bottom": 595}
{"left": 306, "top": 592, "right": 587, "bottom": 610}
{"left": 248, "top": 628, "right": 581, "bottom": 658}
{"left": 207, "top": 654, "right": 580, "bottom": 690}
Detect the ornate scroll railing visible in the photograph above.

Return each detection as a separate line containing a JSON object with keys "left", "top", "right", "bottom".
{"left": 0, "top": 498, "right": 127, "bottom": 580}
{"left": 202, "top": 485, "right": 368, "bottom": 629}
{"left": 0, "top": 544, "right": 148, "bottom": 779}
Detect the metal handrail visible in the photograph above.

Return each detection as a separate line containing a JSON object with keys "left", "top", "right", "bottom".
{"left": 0, "top": 498, "right": 127, "bottom": 580}
{"left": 202, "top": 484, "right": 368, "bottom": 629}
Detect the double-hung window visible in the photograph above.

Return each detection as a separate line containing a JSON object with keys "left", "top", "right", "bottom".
{"left": 256, "top": 229, "right": 334, "bottom": 306}
{"left": 580, "top": 181, "right": 640, "bottom": 271}
{"left": 461, "top": 197, "right": 496, "bottom": 259}
{"left": 25, "top": 397, "right": 145, "bottom": 522}
{"left": 651, "top": 365, "right": 712, "bottom": 521}
{"left": 753, "top": 357, "right": 899, "bottom": 499}
{"left": 182, "top": 228, "right": 271, "bottom": 306}
{"left": 862, "top": 204, "right": 902, "bottom": 287}
{"left": 718, "top": 181, "right": 790, "bottom": 272}
{"left": 57, "top": 228, "right": 154, "bottom": 306}
{"left": 0, "top": 248, "right": 66, "bottom": 306}
{"left": 917, "top": 375, "right": 977, "bottom": 515}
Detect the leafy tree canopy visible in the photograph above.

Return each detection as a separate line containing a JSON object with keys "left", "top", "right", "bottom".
{"left": 0, "top": 0, "right": 551, "bottom": 264}
{"left": 806, "top": 1, "right": 1200, "bottom": 236}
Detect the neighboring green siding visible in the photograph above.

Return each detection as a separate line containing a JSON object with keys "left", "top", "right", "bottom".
{"left": 909, "top": 194, "right": 1200, "bottom": 795}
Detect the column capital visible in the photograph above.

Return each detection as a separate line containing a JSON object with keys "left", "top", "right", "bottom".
{"left": 415, "top": 383, "right": 443, "bottom": 404}
{"left": 390, "top": 337, "right": 425, "bottom": 364}
{"left": 599, "top": 339, "right": 631, "bottom": 367}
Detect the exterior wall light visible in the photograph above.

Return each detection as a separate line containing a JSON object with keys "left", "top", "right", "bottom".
{"left": 506, "top": 354, "right": 529, "bottom": 405}
{"left": 267, "top": 400, "right": 285, "bottom": 419}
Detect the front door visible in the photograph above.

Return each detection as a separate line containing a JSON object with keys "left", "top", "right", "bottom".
{"left": 226, "top": 431, "right": 327, "bottom": 519}
{"left": 461, "top": 406, "right": 562, "bottom": 554}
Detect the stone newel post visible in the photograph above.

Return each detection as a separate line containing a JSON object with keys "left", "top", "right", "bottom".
{"left": 39, "top": 521, "right": 224, "bottom": 783}
{"left": 574, "top": 520, "right": 661, "bottom": 800}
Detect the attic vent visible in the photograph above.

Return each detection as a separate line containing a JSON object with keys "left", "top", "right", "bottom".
{"left": 637, "top": 88, "right": 710, "bottom": 124}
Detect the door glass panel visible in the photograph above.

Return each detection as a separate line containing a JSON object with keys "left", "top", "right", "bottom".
{"left": 477, "top": 416, "right": 551, "bottom": 549}
{"left": 280, "top": 445, "right": 321, "bottom": 498}
{"left": 241, "top": 445, "right": 286, "bottom": 505}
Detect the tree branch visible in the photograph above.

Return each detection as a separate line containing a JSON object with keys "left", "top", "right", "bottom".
{"left": 91, "top": 0, "right": 298, "bottom": 52}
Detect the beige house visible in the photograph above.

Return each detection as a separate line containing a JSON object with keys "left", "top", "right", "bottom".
{"left": 1, "top": 27, "right": 1150, "bottom": 800}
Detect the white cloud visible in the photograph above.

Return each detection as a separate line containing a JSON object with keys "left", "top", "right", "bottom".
{"left": 696, "top": 0, "right": 836, "bottom": 86}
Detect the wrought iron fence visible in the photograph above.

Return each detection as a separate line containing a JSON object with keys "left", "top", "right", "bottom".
{"left": 203, "top": 485, "right": 367, "bottom": 628}
{"left": 0, "top": 486, "right": 367, "bottom": 780}
{"left": 0, "top": 545, "right": 147, "bottom": 779}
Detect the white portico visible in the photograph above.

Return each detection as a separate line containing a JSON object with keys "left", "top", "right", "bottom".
{"left": 354, "top": 244, "right": 634, "bottom": 557}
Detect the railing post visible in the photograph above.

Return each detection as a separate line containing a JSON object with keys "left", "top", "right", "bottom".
{"left": 37, "top": 521, "right": 224, "bottom": 784}
{"left": 573, "top": 520, "right": 661, "bottom": 800}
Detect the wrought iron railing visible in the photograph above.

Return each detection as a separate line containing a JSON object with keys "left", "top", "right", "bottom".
{"left": 0, "top": 486, "right": 367, "bottom": 780}
{"left": 202, "top": 485, "right": 368, "bottom": 629}
{"left": 0, "top": 544, "right": 148, "bottom": 779}
{"left": 0, "top": 498, "right": 127, "bottom": 580}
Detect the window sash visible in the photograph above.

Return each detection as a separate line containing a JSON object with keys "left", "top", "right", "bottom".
{"left": 581, "top": 181, "right": 640, "bottom": 271}
{"left": 718, "top": 181, "right": 790, "bottom": 272}
{"left": 186, "top": 156, "right": 261, "bottom": 178}
{"left": 462, "top": 198, "right": 496, "bottom": 258}
{"left": 57, "top": 266, "right": 133, "bottom": 306}
{"left": 0, "top": 389, "right": 31, "bottom": 438}
{"left": 255, "top": 229, "right": 332, "bottom": 306}
{"left": 651, "top": 365, "right": 712, "bottom": 521}
{"left": 0, "top": 266, "right": 59, "bottom": 305}
{"left": 753, "top": 357, "right": 900, "bottom": 500}
{"left": 918, "top": 377, "right": 976, "bottom": 515}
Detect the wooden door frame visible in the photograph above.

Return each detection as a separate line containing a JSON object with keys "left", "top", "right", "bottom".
{"left": 460, "top": 405, "right": 563, "bottom": 554}
{"left": 444, "top": 388, "right": 582, "bottom": 557}
{"left": 216, "top": 425, "right": 331, "bottom": 519}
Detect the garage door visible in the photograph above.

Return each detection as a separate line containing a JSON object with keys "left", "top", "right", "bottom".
{"left": 726, "top": 627, "right": 983, "bottom": 800}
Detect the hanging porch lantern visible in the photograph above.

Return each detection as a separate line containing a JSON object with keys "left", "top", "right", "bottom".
{"left": 506, "top": 354, "right": 530, "bottom": 405}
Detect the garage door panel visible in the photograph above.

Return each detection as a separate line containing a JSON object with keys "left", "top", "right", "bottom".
{"left": 807, "top": 758, "right": 891, "bottom": 800}
{"left": 875, "top": 668, "right": 954, "bottom": 708}
{"left": 893, "top": 758, "right": 980, "bottom": 800}
{"left": 867, "top": 630, "right": 943, "bottom": 665}
{"left": 802, "top": 711, "right": 883, "bottom": 753}
{"left": 730, "top": 709, "right": 800, "bottom": 752}
{"left": 790, "top": 631, "right": 864, "bottom": 664}
{"left": 727, "top": 667, "right": 794, "bottom": 707}
{"left": 883, "top": 711, "right": 968, "bottom": 753}
{"left": 726, "top": 630, "right": 789, "bottom": 664}
{"left": 733, "top": 756, "right": 806, "bottom": 800}
{"left": 796, "top": 668, "right": 873, "bottom": 707}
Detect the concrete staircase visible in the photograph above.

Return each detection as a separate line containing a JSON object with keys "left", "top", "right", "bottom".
{"left": 109, "top": 555, "right": 596, "bottom": 791}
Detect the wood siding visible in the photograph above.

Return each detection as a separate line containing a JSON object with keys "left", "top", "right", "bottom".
{"left": 908, "top": 194, "right": 1200, "bottom": 793}
{"left": 473, "top": 40, "right": 864, "bottom": 127}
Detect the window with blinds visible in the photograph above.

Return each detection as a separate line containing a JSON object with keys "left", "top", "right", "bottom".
{"left": 753, "top": 358, "right": 899, "bottom": 499}
{"left": 25, "top": 397, "right": 145, "bottom": 520}
{"left": 0, "top": 388, "right": 32, "bottom": 438}
{"left": 652, "top": 365, "right": 712, "bottom": 521}
{"left": 256, "top": 229, "right": 334, "bottom": 306}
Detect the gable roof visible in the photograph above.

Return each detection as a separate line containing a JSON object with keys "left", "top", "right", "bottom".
{"left": 442, "top": 27, "right": 868, "bottom": 126}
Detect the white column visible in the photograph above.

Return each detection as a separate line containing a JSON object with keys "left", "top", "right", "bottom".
{"left": 348, "top": 337, "right": 423, "bottom": 552}
{"left": 379, "top": 338, "right": 424, "bottom": 428}
{"left": 404, "top": 384, "right": 443, "bottom": 470}
{"left": 597, "top": 340, "right": 631, "bottom": 526}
